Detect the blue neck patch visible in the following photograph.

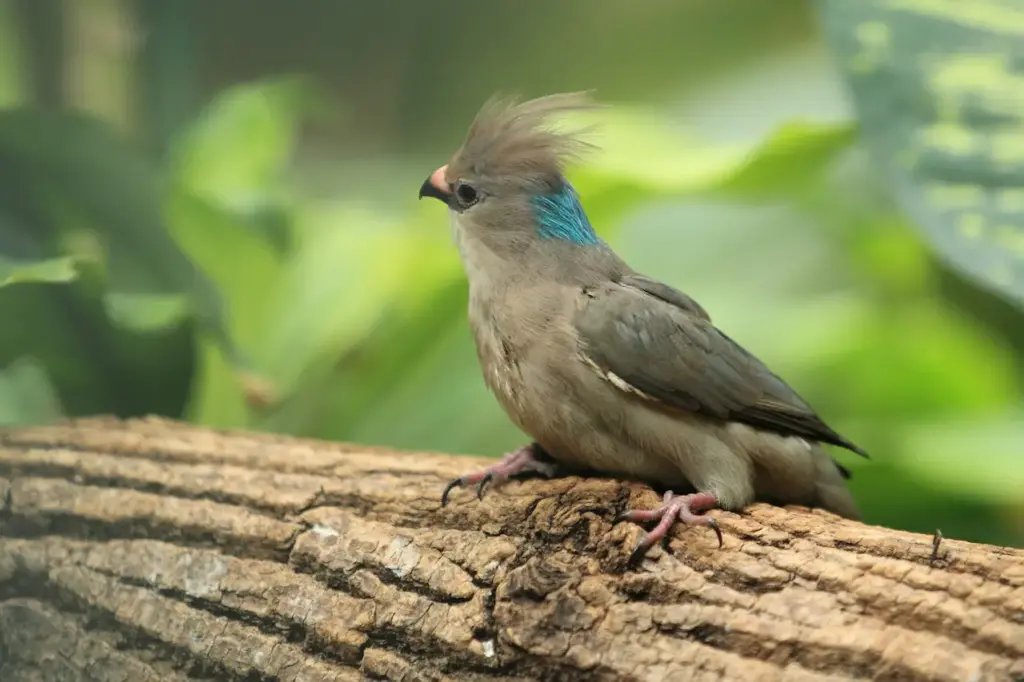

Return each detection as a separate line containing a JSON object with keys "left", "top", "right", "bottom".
{"left": 531, "top": 185, "right": 601, "bottom": 246}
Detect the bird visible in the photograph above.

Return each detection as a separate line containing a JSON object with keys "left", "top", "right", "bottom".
{"left": 418, "top": 92, "right": 867, "bottom": 564}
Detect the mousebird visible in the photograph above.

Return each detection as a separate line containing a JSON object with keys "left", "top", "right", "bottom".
{"left": 418, "top": 92, "right": 867, "bottom": 563}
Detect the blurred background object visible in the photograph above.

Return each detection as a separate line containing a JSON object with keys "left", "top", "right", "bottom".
{"left": 0, "top": 0, "right": 1021, "bottom": 546}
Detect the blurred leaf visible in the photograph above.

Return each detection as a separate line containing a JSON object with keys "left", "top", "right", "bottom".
{"left": 0, "top": 111, "right": 199, "bottom": 422}
{"left": 0, "top": 275, "right": 195, "bottom": 421}
{"left": 171, "top": 76, "right": 324, "bottom": 253}
{"left": 821, "top": 0, "right": 1024, "bottom": 307}
{"left": 849, "top": 216, "right": 935, "bottom": 297}
{"left": 572, "top": 107, "right": 857, "bottom": 198}
{"left": 0, "top": 356, "right": 64, "bottom": 426}
{"left": 0, "top": 109, "right": 183, "bottom": 298}
{"left": 570, "top": 114, "right": 863, "bottom": 247}
{"left": 0, "top": 0, "right": 23, "bottom": 108}
{"left": 165, "top": 189, "right": 284, "bottom": 426}
{"left": 341, "top": 317, "right": 523, "bottom": 456}
{"left": 570, "top": 106, "right": 746, "bottom": 190}
{"left": 174, "top": 75, "right": 321, "bottom": 203}
{"left": 259, "top": 205, "right": 439, "bottom": 396}
{"left": 714, "top": 120, "right": 857, "bottom": 196}
{"left": 160, "top": 78, "right": 342, "bottom": 426}
{"left": 158, "top": 78, "right": 337, "bottom": 426}
{"left": 102, "top": 291, "right": 190, "bottom": 329}
{"left": 0, "top": 107, "right": 244, "bottom": 381}
{"left": 167, "top": 192, "right": 282, "bottom": 350}
{"left": 0, "top": 255, "right": 77, "bottom": 287}
{"left": 300, "top": 276, "right": 469, "bottom": 436}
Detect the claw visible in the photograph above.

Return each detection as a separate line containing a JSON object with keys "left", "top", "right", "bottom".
{"left": 441, "top": 478, "right": 463, "bottom": 507}
{"left": 476, "top": 472, "right": 494, "bottom": 500}
{"left": 438, "top": 443, "right": 556, "bottom": 507}
{"left": 707, "top": 518, "right": 724, "bottom": 549}
{"left": 628, "top": 536, "right": 650, "bottom": 567}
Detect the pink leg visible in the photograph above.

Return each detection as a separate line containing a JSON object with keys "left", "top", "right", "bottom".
{"left": 440, "top": 443, "right": 557, "bottom": 506}
{"left": 616, "top": 491, "right": 722, "bottom": 564}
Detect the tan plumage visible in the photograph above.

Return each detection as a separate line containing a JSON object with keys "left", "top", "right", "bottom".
{"left": 421, "top": 93, "right": 866, "bottom": 561}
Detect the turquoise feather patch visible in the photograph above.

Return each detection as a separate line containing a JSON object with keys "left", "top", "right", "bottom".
{"left": 531, "top": 185, "right": 601, "bottom": 246}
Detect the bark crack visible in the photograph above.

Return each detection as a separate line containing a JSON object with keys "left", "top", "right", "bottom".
{"left": 0, "top": 416, "right": 1021, "bottom": 682}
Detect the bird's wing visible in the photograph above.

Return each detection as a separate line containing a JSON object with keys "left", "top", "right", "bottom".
{"left": 619, "top": 274, "right": 711, "bottom": 321}
{"left": 574, "top": 280, "right": 868, "bottom": 458}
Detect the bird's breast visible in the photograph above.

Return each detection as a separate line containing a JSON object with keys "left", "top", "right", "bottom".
{"left": 467, "top": 285, "right": 598, "bottom": 457}
{"left": 468, "top": 295, "right": 529, "bottom": 416}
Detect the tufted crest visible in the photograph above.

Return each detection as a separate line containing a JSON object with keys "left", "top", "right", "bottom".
{"left": 447, "top": 92, "right": 603, "bottom": 190}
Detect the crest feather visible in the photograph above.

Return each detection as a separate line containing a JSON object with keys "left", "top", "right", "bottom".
{"left": 449, "top": 91, "right": 603, "bottom": 189}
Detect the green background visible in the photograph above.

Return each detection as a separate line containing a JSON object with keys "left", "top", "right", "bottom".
{"left": 1, "top": 0, "right": 1022, "bottom": 547}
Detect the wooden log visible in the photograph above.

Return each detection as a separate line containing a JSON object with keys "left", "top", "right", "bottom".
{"left": 0, "top": 416, "right": 1021, "bottom": 682}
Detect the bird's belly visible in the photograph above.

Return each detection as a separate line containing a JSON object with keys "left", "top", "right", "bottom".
{"left": 487, "top": 353, "right": 688, "bottom": 485}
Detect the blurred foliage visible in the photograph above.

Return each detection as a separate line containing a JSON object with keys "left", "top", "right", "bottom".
{"left": 0, "top": 255, "right": 76, "bottom": 286}
{"left": 0, "top": 357, "right": 62, "bottom": 426}
{"left": 822, "top": 0, "right": 1024, "bottom": 308}
{"left": 0, "top": 0, "right": 1020, "bottom": 548}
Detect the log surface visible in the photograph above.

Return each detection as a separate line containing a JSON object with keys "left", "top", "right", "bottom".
{"left": 0, "top": 416, "right": 1022, "bottom": 682}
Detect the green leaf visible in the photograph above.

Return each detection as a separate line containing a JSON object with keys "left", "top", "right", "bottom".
{"left": 0, "top": 109, "right": 185, "bottom": 297}
{"left": 0, "top": 356, "right": 64, "bottom": 426}
{"left": 170, "top": 76, "right": 323, "bottom": 254}
{"left": 164, "top": 188, "right": 284, "bottom": 426}
{"left": 259, "top": 206, "right": 450, "bottom": 406}
{"left": 566, "top": 105, "right": 748, "bottom": 191}
{"left": 0, "top": 107, "right": 242, "bottom": 365}
{"left": 102, "top": 291, "right": 191, "bottom": 330}
{"left": 820, "top": 0, "right": 1024, "bottom": 306}
{"left": 0, "top": 255, "right": 77, "bottom": 287}
{"left": 173, "top": 76, "right": 321, "bottom": 203}
{"left": 339, "top": 317, "right": 524, "bottom": 456}
{"left": 568, "top": 115, "right": 861, "bottom": 247}
{"left": 0, "top": 273, "right": 195, "bottom": 421}
{"left": 713, "top": 120, "right": 857, "bottom": 197}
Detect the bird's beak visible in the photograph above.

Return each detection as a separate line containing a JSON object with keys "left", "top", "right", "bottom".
{"left": 418, "top": 164, "right": 451, "bottom": 203}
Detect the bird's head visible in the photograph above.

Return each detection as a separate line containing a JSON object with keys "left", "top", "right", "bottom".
{"left": 419, "top": 92, "right": 606, "bottom": 254}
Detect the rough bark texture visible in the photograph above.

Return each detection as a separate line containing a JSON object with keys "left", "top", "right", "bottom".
{"left": 0, "top": 417, "right": 1022, "bottom": 682}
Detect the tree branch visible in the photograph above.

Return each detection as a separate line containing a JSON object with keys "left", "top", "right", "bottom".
{"left": 0, "top": 416, "right": 1021, "bottom": 681}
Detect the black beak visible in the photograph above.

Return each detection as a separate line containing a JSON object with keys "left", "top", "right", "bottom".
{"left": 418, "top": 175, "right": 451, "bottom": 203}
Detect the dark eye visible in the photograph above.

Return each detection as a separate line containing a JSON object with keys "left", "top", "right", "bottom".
{"left": 454, "top": 182, "right": 479, "bottom": 207}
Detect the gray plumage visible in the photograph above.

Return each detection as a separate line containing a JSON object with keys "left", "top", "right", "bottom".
{"left": 421, "top": 92, "right": 864, "bottom": 527}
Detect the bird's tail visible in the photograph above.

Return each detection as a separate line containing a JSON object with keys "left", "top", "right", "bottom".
{"left": 814, "top": 452, "right": 861, "bottom": 520}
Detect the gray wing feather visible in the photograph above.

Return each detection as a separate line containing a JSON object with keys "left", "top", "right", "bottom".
{"left": 575, "top": 280, "right": 868, "bottom": 459}
{"left": 620, "top": 274, "right": 711, "bottom": 321}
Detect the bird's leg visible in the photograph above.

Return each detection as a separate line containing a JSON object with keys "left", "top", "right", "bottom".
{"left": 440, "top": 442, "right": 557, "bottom": 506}
{"left": 616, "top": 490, "right": 722, "bottom": 565}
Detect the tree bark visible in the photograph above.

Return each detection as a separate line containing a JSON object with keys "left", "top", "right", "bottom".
{"left": 0, "top": 417, "right": 1021, "bottom": 682}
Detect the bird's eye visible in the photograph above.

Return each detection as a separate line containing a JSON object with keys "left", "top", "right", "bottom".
{"left": 454, "top": 182, "right": 479, "bottom": 207}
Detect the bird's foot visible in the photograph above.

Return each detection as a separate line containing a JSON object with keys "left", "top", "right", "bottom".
{"left": 616, "top": 490, "right": 722, "bottom": 565}
{"left": 440, "top": 443, "right": 556, "bottom": 506}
